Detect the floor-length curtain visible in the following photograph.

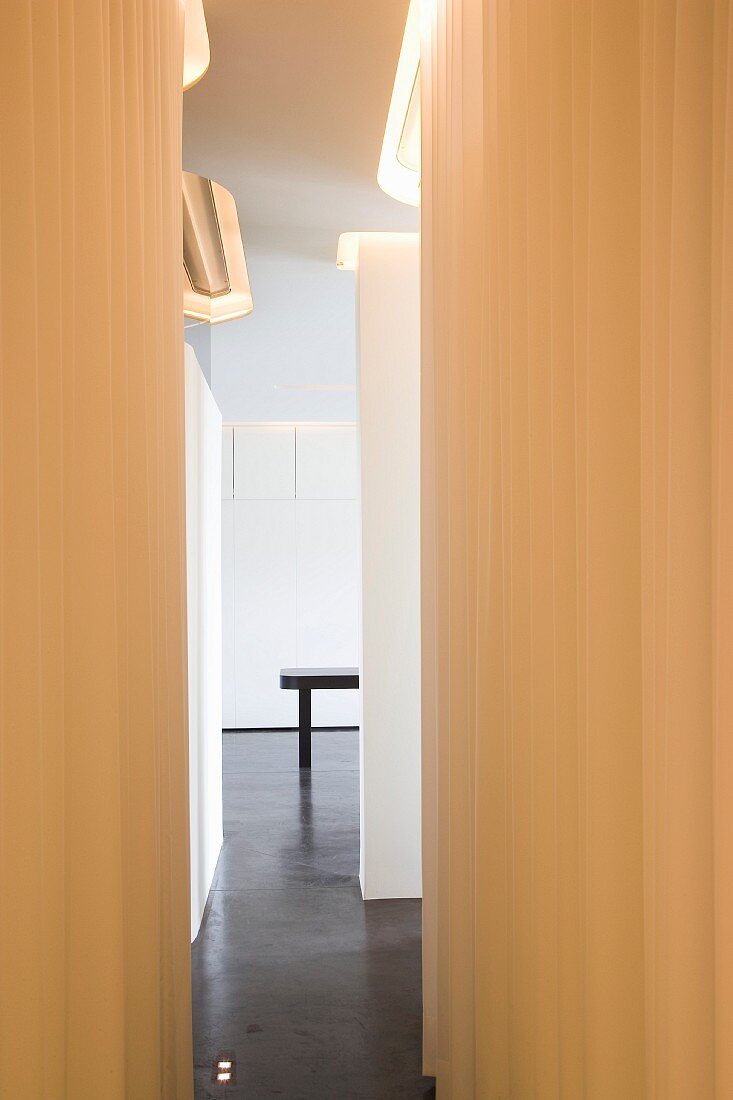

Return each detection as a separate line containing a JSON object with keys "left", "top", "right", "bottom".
{"left": 0, "top": 3, "right": 193, "bottom": 1097}
{"left": 421, "top": 0, "right": 733, "bottom": 1096}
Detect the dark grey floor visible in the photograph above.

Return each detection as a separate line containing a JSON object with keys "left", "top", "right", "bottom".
{"left": 192, "top": 729, "right": 436, "bottom": 1100}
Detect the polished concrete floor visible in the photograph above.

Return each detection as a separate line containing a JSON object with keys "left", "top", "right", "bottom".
{"left": 192, "top": 729, "right": 435, "bottom": 1099}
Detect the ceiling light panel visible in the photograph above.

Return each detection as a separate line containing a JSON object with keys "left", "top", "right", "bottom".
{"left": 377, "top": 0, "right": 421, "bottom": 206}
{"left": 183, "top": 0, "right": 210, "bottom": 91}
{"left": 398, "top": 68, "right": 420, "bottom": 174}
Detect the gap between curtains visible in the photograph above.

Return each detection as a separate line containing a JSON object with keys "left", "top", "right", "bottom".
{"left": 422, "top": 1, "right": 733, "bottom": 1096}
{"left": 0, "top": 2, "right": 193, "bottom": 1097}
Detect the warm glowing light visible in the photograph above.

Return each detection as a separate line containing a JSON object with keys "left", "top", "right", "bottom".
{"left": 183, "top": 0, "right": 210, "bottom": 91}
{"left": 336, "top": 231, "right": 419, "bottom": 272}
{"left": 182, "top": 173, "right": 254, "bottom": 325}
{"left": 212, "top": 1052, "right": 236, "bottom": 1084}
{"left": 377, "top": 0, "right": 421, "bottom": 206}
{"left": 398, "top": 69, "right": 420, "bottom": 173}
{"left": 336, "top": 232, "right": 360, "bottom": 271}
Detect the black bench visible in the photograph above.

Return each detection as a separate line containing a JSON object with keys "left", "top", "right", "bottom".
{"left": 279, "top": 667, "right": 360, "bottom": 768}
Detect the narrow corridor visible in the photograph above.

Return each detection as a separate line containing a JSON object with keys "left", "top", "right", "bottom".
{"left": 192, "top": 730, "right": 435, "bottom": 1099}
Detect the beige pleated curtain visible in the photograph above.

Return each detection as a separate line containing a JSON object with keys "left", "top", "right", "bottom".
{"left": 0, "top": 3, "right": 193, "bottom": 1097}
{"left": 422, "top": 0, "right": 733, "bottom": 1096}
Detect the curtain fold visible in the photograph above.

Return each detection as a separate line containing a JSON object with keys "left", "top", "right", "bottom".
{"left": 422, "top": 0, "right": 733, "bottom": 1095}
{"left": 0, "top": 3, "right": 192, "bottom": 1097}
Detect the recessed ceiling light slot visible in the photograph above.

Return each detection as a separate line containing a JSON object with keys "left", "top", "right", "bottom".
{"left": 182, "top": 173, "right": 254, "bottom": 325}
{"left": 183, "top": 175, "right": 230, "bottom": 298}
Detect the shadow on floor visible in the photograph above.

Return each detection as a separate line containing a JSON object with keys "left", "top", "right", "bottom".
{"left": 192, "top": 729, "right": 436, "bottom": 1099}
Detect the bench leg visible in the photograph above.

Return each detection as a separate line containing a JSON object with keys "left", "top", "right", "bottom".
{"left": 298, "top": 689, "right": 312, "bottom": 769}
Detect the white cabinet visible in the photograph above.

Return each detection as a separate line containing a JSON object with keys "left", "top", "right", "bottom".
{"left": 221, "top": 499, "right": 236, "bottom": 728}
{"left": 295, "top": 425, "right": 357, "bottom": 499}
{"left": 233, "top": 499, "right": 298, "bottom": 728}
{"left": 223, "top": 423, "right": 359, "bottom": 729}
{"left": 234, "top": 425, "right": 295, "bottom": 499}
{"left": 221, "top": 425, "right": 234, "bottom": 499}
{"left": 295, "top": 500, "right": 360, "bottom": 726}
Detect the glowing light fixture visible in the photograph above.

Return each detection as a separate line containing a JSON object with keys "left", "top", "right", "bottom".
{"left": 336, "top": 232, "right": 360, "bottom": 271}
{"left": 212, "top": 1053, "right": 237, "bottom": 1085}
{"left": 183, "top": 0, "right": 210, "bottom": 91}
{"left": 182, "top": 172, "right": 254, "bottom": 325}
{"left": 377, "top": 0, "right": 421, "bottom": 206}
{"left": 336, "top": 231, "right": 419, "bottom": 270}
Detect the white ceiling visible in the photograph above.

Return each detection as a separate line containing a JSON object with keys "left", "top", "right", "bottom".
{"left": 183, "top": 0, "right": 418, "bottom": 422}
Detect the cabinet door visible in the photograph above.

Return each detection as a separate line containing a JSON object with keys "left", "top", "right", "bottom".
{"left": 234, "top": 425, "right": 295, "bottom": 500}
{"left": 221, "top": 426, "right": 234, "bottom": 499}
{"left": 295, "top": 425, "right": 357, "bottom": 500}
{"left": 296, "top": 499, "right": 360, "bottom": 726}
{"left": 221, "top": 499, "right": 236, "bottom": 728}
{"left": 234, "top": 499, "right": 298, "bottom": 728}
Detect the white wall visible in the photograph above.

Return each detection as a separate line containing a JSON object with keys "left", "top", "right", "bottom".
{"left": 210, "top": 252, "right": 358, "bottom": 423}
{"left": 356, "top": 233, "right": 422, "bottom": 900}
{"left": 185, "top": 344, "right": 224, "bottom": 938}
{"left": 222, "top": 423, "right": 360, "bottom": 730}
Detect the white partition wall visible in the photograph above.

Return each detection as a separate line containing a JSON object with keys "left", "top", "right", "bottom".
{"left": 221, "top": 424, "right": 234, "bottom": 497}
{"left": 222, "top": 423, "right": 359, "bottom": 729}
{"left": 185, "top": 344, "right": 224, "bottom": 938}
{"left": 356, "top": 233, "right": 422, "bottom": 900}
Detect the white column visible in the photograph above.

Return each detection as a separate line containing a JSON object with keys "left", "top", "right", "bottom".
{"left": 356, "top": 233, "right": 421, "bottom": 899}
